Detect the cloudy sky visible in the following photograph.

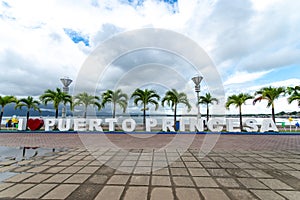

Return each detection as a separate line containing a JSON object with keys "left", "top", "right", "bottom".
{"left": 0, "top": 0, "right": 300, "bottom": 115}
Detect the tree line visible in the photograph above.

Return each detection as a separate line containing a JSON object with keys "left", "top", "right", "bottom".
{"left": 0, "top": 85, "right": 299, "bottom": 131}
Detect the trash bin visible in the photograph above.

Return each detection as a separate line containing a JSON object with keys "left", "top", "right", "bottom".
{"left": 175, "top": 121, "right": 180, "bottom": 131}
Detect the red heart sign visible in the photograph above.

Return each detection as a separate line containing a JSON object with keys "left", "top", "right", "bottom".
{"left": 27, "top": 118, "right": 44, "bottom": 131}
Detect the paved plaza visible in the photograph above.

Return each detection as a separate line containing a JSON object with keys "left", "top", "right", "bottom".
{"left": 0, "top": 133, "right": 299, "bottom": 199}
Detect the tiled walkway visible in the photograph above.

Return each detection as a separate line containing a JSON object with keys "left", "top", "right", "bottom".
{"left": 0, "top": 133, "right": 299, "bottom": 199}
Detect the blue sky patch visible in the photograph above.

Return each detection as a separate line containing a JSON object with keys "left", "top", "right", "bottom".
{"left": 63, "top": 28, "right": 89, "bottom": 46}
{"left": 2, "top": 1, "right": 10, "bottom": 8}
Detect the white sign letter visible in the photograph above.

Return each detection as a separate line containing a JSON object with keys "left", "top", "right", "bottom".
{"left": 207, "top": 119, "right": 223, "bottom": 132}
{"left": 122, "top": 118, "right": 136, "bottom": 132}
{"left": 74, "top": 119, "right": 87, "bottom": 131}
{"left": 146, "top": 118, "right": 157, "bottom": 132}
{"left": 45, "top": 119, "right": 56, "bottom": 131}
{"left": 162, "top": 118, "right": 175, "bottom": 132}
{"left": 189, "top": 118, "right": 204, "bottom": 132}
{"left": 105, "top": 118, "right": 117, "bottom": 131}
{"left": 226, "top": 119, "right": 240, "bottom": 132}
{"left": 58, "top": 119, "right": 72, "bottom": 131}
{"left": 89, "top": 119, "right": 103, "bottom": 131}
{"left": 260, "top": 119, "right": 278, "bottom": 132}
{"left": 244, "top": 119, "right": 258, "bottom": 132}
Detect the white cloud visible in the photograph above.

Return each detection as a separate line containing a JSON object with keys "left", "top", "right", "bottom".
{"left": 224, "top": 70, "right": 272, "bottom": 85}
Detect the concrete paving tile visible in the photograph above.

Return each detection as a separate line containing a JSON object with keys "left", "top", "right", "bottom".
{"left": 152, "top": 168, "right": 169, "bottom": 175}
{"left": 57, "top": 160, "right": 77, "bottom": 166}
{"left": 228, "top": 189, "right": 257, "bottom": 200}
{"left": 115, "top": 166, "right": 134, "bottom": 174}
{"left": 4, "top": 173, "right": 33, "bottom": 182}
{"left": 181, "top": 156, "right": 197, "bottom": 162}
{"left": 45, "top": 166, "right": 66, "bottom": 173}
{"left": 176, "top": 188, "right": 201, "bottom": 200}
{"left": 188, "top": 168, "right": 209, "bottom": 176}
{"left": 285, "top": 170, "right": 300, "bottom": 179}
{"left": 184, "top": 162, "right": 202, "bottom": 168}
{"left": 193, "top": 177, "right": 219, "bottom": 188}
{"left": 150, "top": 187, "right": 173, "bottom": 200}
{"left": 227, "top": 169, "right": 252, "bottom": 177}
{"left": 201, "top": 162, "right": 220, "bottom": 168}
{"left": 107, "top": 175, "right": 130, "bottom": 185}
{"left": 59, "top": 166, "right": 83, "bottom": 173}
{"left": 136, "top": 161, "right": 152, "bottom": 167}
{"left": 26, "top": 166, "right": 49, "bottom": 173}
{"left": 278, "top": 191, "right": 300, "bottom": 200}
{"left": 17, "top": 160, "right": 33, "bottom": 166}
{"left": 124, "top": 186, "right": 148, "bottom": 200}
{"left": 94, "top": 186, "right": 124, "bottom": 200}
{"left": 218, "top": 162, "right": 239, "bottom": 168}
{"left": 30, "top": 160, "right": 47, "bottom": 165}
{"left": 234, "top": 162, "right": 256, "bottom": 169}
{"left": 23, "top": 174, "right": 52, "bottom": 183}
{"left": 43, "top": 174, "right": 72, "bottom": 183}
{"left": 200, "top": 188, "right": 230, "bottom": 200}
{"left": 152, "top": 161, "right": 168, "bottom": 167}
{"left": 0, "top": 183, "right": 14, "bottom": 191}
{"left": 151, "top": 176, "right": 171, "bottom": 186}
{"left": 268, "top": 163, "right": 293, "bottom": 170}
{"left": 0, "top": 165, "right": 17, "bottom": 173}
{"left": 87, "top": 174, "right": 109, "bottom": 184}
{"left": 207, "top": 169, "right": 230, "bottom": 177}
{"left": 42, "top": 184, "right": 79, "bottom": 199}
{"left": 17, "top": 183, "right": 57, "bottom": 199}
{"left": 77, "top": 166, "right": 99, "bottom": 174}
{"left": 73, "top": 160, "right": 92, "bottom": 166}
{"left": 43, "top": 160, "right": 62, "bottom": 166}
{"left": 285, "top": 163, "right": 300, "bottom": 170}
{"left": 0, "top": 160, "right": 17, "bottom": 166}
{"left": 120, "top": 160, "right": 137, "bottom": 166}
{"left": 245, "top": 169, "right": 273, "bottom": 178}
{"left": 0, "top": 183, "right": 34, "bottom": 198}
{"left": 130, "top": 176, "right": 150, "bottom": 186}
{"left": 12, "top": 166, "right": 32, "bottom": 172}
{"left": 64, "top": 174, "right": 91, "bottom": 183}
{"left": 216, "top": 178, "right": 240, "bottom": 188}
{"left": 173, "top": 176, "right": 195, "bottom": 187}
{"left": 251, "top": 190, "right": 285, "bottom": 200}
{"left": 88, "top": 160, "right": 103, "bottom": 166}
{"left": 259, "top": 179, "right": 293, "bottom": 190}
{"left": 237, "top": 178, "right": 268, "bottom": 189}
{"left": 133, "top": 167, "right": 151, "bottom": 174}
{"left": 169, "top": 162, "right": 185, "bottom": 168}
{"left": 170, "top": 168, "right": 189, "bottom": 176}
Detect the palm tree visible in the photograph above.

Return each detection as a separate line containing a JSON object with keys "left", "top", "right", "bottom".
{"left": 226, "top": 93, "right": 253, "bottom": 131}
{"left": 253, "top": 86, "right": 285, "bottom": 122}
{"left": 15, "top": 96, "right": 41, "bottom": 129}
{"left": 101, "top": 89, "right": 128, "bottom": 118}
{"left": 73, "top": 92, "right": 101, "bottom": 118}
{"left": 287, "top": 86, "right": 300, "bottom": 107}
{"left": 0, "top": 96, "right": 17, "bottom": 130}
{"left": 198, "top": 93, "right": 219, "bottom": 122}
{"left": 39, "top": 88, "right": 72, "bottom": 118}
{"left": 131, "top": 89, "right": 160, "bottom": 131}
{"left": 161, "top": 89, "right": 191, "bottom": 129}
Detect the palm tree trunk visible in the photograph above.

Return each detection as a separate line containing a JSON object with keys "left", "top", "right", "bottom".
{"left": 113, "top": 102, "right": 116, "bottom": 118}
{"left": 239, "top": 105, "right": 243, "bottom": 131}
{"left": 84, "top": 106, "right": 87, "bottom": 118}
{"left": 174, "top": 105, "right": 177, "bottom": 131}
{"left": 26, "top": 111, "right": 30, "bottom": 130}
{"left": 54, "top": 108, "right": 58, "bottom": 130}
{"left": 206, "top": 104, "right": 209, "bottom": 122}
{"left": 271, "top": 103, "right": 275, "bottom": 123}
{"left": 0, "top": 108, "right": 3, "bottom": 130}
{"left": 143, "top": 104, "right": 146, "bottom": 131}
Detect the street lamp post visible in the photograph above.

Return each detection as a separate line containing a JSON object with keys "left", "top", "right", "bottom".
{"left": 60, "top": 77, "right": 72, "bottom": 118}
{"left": 192, "top": 75, "right": 203, "bottom": 120}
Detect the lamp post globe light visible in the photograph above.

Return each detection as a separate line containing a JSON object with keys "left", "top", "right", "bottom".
{"left": 192, "top": 75, "right": 203, "bottom": 120}
{"left": 60, "top": 77, "right": 72, "bottom": 118}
